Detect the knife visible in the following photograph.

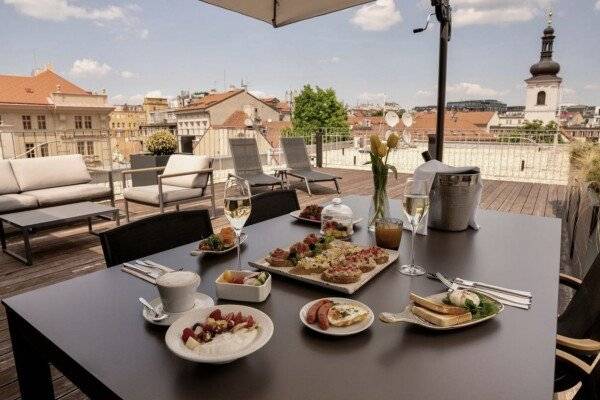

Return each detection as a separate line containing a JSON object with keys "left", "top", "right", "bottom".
{"left": 454, "top": 277, "right": 532, "bottom": 299}
{"left": 430, "top": 273, "right": 530, "bottom": 310}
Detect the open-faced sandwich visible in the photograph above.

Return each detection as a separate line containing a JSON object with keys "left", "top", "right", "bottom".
{"left": 299, "top": 204, "right": 323, "bottom": 221}
{"left": 266, "top": 234, "right": 334, "bottom": 269}
{"left": 198, "top": 227, "right": 236, "bottom": 252}
{"left": 409, "top": 290, "right": 500, "bottom": 327}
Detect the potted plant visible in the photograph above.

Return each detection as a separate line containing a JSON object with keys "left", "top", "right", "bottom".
{"left": 568, "top": 142, "right": 600, "bottom": 277}
{"left": 130, "top": 130, "right": 178, "bottom": 187}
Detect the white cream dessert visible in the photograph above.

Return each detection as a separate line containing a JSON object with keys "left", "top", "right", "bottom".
{"left": 449, "top": 289, "right": 480, "bottom": 308}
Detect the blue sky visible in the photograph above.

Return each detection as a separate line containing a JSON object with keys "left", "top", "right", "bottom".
{"left": 0, "top": 0, "right": 599, "bottom": 107}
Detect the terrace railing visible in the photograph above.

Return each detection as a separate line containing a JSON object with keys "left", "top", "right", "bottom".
{"left": 281, "top": 128, "right": 572, "bottom": 184}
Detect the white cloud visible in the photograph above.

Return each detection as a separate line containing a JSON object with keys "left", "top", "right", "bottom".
{"left": 452, "top": 0, "right": 552, "bottom": 27}
{"left": 128, "top": 94, "right": 144, "bottom": 104}
{"left": 4, "top": 0, "right": 126, "bottom": 22}
{"left": 120, "top": 70, "right": 137, "bottom": 79}
{"left": 110, "top": 94, "right": 125, "bottom": 104}
{"left": 447, "top": 82, "right": 504, "bottom": 97}
{"left": 139, "top": 28, "right": 149, "bottom": 39}
{"left": 596, "top": 0, "right": 600, "bottom": 10}
{"left": 416, "top": 89, "right": 433, "bottom": 97}
{"left": 249, "top": 90, "right": 275, "bottom": 99}
{"left": 69, "top": 58, "right": 111, "bottom": 78}
{"left": 350, "top": 0, "right": 402, "bottom": 31}
{"left": 584, "top": 84, "right": 600, "bottom": 90}
{"left": 318, "top": 56, "right": 342, "bottom": 64}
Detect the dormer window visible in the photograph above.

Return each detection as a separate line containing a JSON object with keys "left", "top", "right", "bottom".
{"left": 536, "top": 91, "right": 546, "bottom": 106}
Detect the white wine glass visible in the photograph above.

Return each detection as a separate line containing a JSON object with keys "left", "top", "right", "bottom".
{"left": 399, "top": 178, "right": 430, "bottom": 276}
{"left": 224, "top": 176, "right": 252, "bottom": 270}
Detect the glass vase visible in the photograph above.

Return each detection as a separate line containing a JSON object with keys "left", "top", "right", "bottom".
{"left": 368, "top": 165, "right": 390, "bottom": 231}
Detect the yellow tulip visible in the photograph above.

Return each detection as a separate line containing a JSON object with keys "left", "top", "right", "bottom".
{"left": 370, "top": 134, "right": 381, "bottom": 153}
{"left": 377, "top": 143, "right": 388, "bottom": 158}
{"left": 386, "top": 133, "right": 399, "bottom": 149}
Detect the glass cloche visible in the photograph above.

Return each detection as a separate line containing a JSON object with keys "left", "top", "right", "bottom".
{"left": 320, "top": 198, "right": 354, "bottom": 239}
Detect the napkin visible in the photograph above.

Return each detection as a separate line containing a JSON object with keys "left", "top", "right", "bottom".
{"left": 121, "top": 262, "right": 173, "bottom": 284}
{"left": 407, "top": 160, "right": 482, "bottom": 235}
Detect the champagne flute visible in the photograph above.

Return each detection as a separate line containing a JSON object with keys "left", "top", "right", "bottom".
{"left": 399, "top": 178, "right": 430, "bottom": 276}
{"left": 224, "top": 176, "right": 252, "bottom": 270}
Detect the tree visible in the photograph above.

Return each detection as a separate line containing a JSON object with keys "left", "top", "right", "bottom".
{"left": 499, "top": 120, "right": 562, "bottom": 144}
{"left": 290, "top": 85, "right": 349, "bottom": 139}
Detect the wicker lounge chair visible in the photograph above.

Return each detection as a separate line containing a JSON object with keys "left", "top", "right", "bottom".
{"left": 280, "top": 137, "right": 340, "bottom": 196}
{"left": 228, "top": 138, "right": 283, "bottom": 190}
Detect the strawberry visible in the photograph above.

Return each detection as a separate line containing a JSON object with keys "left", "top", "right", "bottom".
{"left": 181, "top": 328, "right": 195, "bottom": 343}
{"left": 209, "top": 309, "right": 222, "bottom": 320}
{"left": 246, "top": 315, "right": 254, "bottom": 328}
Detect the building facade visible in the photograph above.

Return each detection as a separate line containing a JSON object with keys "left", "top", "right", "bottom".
{"left": 0, "top": 65, "right": 113, "bottom": 164}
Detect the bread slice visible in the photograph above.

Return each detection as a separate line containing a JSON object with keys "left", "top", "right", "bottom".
{"left": 409, "top": 293, "right": 467, "bottom": 315}
{"left": 411, "top": 305, "right": 472, "bottom": 327}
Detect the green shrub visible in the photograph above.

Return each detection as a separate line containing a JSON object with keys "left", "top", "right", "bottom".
{"left": 569, "top": 142, "right": 600, "bottom": 190}
{"left": 146, "top": 130, "right": 177, "bottom": 156}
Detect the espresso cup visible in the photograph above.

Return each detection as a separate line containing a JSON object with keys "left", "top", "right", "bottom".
{"left": 156, "top": 271, "right": 201, "bottom": 313}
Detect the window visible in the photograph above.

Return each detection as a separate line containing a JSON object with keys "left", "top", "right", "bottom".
{"left": 40, "top": 143, "right": 49, "bottom": 157}
{"left": 112, "top": 122, "right": 116, "bottom": 128}
{"left": 37, "top": 115, "right": 46, "bottom": 130}
{"left": 22, "top": 115, "right": 32, "bottom": 130}
{"left": 77, "top": 141, "right": 85, "bottom": 155}
{"left": 0, "top": 115, "right": 3, "bottom": 125}
{"left": 75, "top": 116, "right": 83, "bottom": 129}
{"left": 25, "top": 143, "right": 35, "bottom": 158}
{"left": 86, "top": 141, "right": 94, "bottom": 155}
{"left": 84, "top": 116, "right": 92, "bottom": 129}
{"left": 536, "top": 91, "right": 546, "bottom": 106}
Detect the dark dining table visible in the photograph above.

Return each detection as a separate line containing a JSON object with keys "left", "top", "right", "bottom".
{"left": 3, "top": 195, "right": 561, "bottom": 400}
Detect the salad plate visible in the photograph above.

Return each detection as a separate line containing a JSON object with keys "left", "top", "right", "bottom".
{"left": 142, "top": 292, "right": 214, "bottom": 326}
{"left": 300, "top": 297, "right": 374, "bottom": 336}
{"left": 165, "top": 305, "right": 274, "bottom": 363}
{"left": 191, "top": 232, "right": 247, "bottom": 256}
{"left": 379, "top": 292, "right": 504, "bottom": 331}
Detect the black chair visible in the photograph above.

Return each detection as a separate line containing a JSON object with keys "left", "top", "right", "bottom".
{"left": 554, "top": 252, "right": 600, "bottom": 399}
{"left": 245, "top": 189, "right": 300, "bottom": 226}
{"left": 99, "top": 210, "right": 213, "bottom": 267}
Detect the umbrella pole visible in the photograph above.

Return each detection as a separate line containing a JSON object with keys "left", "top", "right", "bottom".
{"left": 433, "top": 0, "right": 451, "bottom": 162}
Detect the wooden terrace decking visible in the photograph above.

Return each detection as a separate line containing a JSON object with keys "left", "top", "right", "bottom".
{"left": 0, "top": 168, "right": 567, "bottom": 400}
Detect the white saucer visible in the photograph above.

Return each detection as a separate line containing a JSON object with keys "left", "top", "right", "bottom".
{"left": 142, "top": 293, "right": 214, "bottom": 326}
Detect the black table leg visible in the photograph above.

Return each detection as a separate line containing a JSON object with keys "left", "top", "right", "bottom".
{"left": 22, "top": 228, "right": 33, "bottom": 266}
{"left": 0, "top": 220, "right": 6, "bottom": 251}
{"left": 7, "top": 309, "right": 54, "bottom": 400}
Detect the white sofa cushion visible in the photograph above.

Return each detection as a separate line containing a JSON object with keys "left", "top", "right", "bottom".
{"left": 0, "top": 193, "right": 38, "bottom": 213}
{"left": 123, "top": 185, "right": 205, "bottom": 205}
{"left": 10, "top": 155, "right": 92, "bottom": 191}
{"left": 22, "top": 183, "right": 111, "bottom": 206}
{"left": 0, "top": 160, "right": 20, "bottom": 195}
{"left": 162, "top": 155, "right": 211, "bottom": 189}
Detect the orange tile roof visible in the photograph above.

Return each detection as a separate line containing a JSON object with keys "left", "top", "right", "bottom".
{"left": 213, "top": 110, "right": 249, "bottom": 129}
{"left": 177, "top": 89, "right": 244, "bottom": 112}
{"left": 0, "top": 69, "right": 89, "bottom": 106}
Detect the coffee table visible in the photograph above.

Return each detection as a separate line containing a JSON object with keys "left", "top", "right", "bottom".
{"left": 0, "top": 201, "right": 119, "bottom": 266}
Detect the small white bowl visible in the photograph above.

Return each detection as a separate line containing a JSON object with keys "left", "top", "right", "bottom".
{"left": 215, "top": 270, "right": 271, "bottom": 302}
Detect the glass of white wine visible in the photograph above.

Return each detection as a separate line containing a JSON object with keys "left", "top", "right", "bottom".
{"left": 224, "top": 176, "right": 252, "bottom": 270}
{"left": 399, "top": 178, "right": 430, "bottom": 276}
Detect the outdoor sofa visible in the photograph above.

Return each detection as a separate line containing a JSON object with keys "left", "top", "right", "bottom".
{"left": 0, "top": 154, "right": 114, "bottom": 215}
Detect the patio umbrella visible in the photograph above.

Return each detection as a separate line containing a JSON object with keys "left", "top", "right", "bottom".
{"left": 198, "top": 0, "right": 451, "bottom": 160}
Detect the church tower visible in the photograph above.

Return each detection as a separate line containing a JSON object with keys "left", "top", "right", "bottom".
{"left": 524, "top": 12, "right": 561, "bottom": 124}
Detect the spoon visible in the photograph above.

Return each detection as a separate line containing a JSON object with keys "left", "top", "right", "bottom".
{"left": 379, "top": 312, "right": 409, "bottom": 325}
{"left": 139, "top": 297, "right": 169, "bottom": 321}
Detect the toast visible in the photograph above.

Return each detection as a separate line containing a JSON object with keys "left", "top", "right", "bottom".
{"left": 409, "top": 293, "right": 467, "bottom": 315}
{"left": 266, "top": 257, "right": 293, "bottom": 268}
{"left": 411, "top": 305, "right": 472, "bottom": 327}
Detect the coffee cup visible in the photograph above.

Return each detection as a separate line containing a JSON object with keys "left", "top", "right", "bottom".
{"left": 156, "top": 271, "right": 201, "bottom": 313}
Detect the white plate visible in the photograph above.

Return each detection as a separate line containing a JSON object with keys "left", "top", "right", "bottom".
{"left": 299, "top": 297, "right": 374, "bottom": 336}
{"left": 191, "top": 233, "right": 248, "bottom": 256}
{"left": 165, "top": 304, "right": 274, "bottom": 363}
{"left": 379, "top": 292, "right": 504, "bottom": 331}
{"left": 290, "top": 210, "right": 363, "bottom": 226}
{"left": 142, "top": 293, "right": 214, "bottom": 326}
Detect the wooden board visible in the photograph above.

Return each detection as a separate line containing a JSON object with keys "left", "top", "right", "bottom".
{"left": 249, "top": 240, "right": 399, "bottom": 294}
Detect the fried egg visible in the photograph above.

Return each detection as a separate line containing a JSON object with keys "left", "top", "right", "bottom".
{"left": 327, "top": 303, "right": 368, "bottom": 327}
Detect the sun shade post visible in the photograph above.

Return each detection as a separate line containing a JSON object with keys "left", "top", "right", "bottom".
{"left": 433, "top": 0, "right": 451, "bottom": 162}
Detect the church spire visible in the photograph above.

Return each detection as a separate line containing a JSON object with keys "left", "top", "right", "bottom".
{"left": 529, "top": 11, "right": 560, "bottom": 78}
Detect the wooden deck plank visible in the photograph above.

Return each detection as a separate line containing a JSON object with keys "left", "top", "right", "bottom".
{"left": 0, "top": 168, "right": 565, "bottom": 400}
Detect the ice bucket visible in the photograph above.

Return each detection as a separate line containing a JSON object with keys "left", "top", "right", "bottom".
{"left": 428, "top": 171, "right": 480, "bottom": 231}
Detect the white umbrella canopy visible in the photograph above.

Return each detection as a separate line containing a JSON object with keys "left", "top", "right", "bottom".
{"left": 199, "top": 0, "right": 375, "bottom": 27}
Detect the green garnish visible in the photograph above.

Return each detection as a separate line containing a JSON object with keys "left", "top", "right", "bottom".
{"left": 443, "top": 293, "right": 499, "bottom": 319}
